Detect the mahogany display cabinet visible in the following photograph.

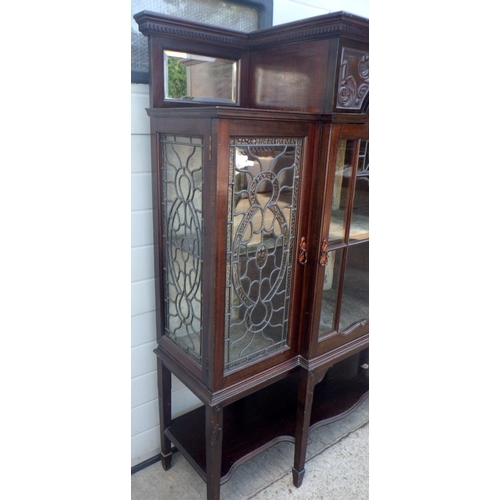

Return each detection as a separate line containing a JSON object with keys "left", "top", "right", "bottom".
{"left": 134, "top": 10, "right": 369, "bottom": 500}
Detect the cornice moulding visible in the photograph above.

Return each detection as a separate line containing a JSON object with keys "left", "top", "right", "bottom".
{"left": 134, "top": 10, "right": 368, "bottom": 49}
{"left": 249, "top": 14, "right": 368, "bottom": 47}
{"left": 134, "top": 10, "right": 249, "bottom": 48}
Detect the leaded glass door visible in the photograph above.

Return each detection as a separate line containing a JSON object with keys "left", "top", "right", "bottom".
{"left": 224, "top": 137, "right": 303, "bottom": 374}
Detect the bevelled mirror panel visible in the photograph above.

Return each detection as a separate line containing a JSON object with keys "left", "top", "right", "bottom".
{"left": 164, "top": 50, "right": 239, "bottom": 104}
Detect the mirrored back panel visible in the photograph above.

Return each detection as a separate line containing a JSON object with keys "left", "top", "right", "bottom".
{"left": 164, "top": 50, "right": 239, "bottom": 104}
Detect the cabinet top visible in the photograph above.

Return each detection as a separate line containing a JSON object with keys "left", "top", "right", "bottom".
{"left": 134, "top": 10, "right": 369, "bottom": 48}
{"left": 135, "top": 10, "right": 369, "bottom": 114}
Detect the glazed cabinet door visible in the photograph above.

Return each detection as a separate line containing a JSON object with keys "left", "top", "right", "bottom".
{"left": 214, "top": 117, "right": 317, "bottom": 388}
{"left": 306, "top": 122, "right": 369, "bottom": 358}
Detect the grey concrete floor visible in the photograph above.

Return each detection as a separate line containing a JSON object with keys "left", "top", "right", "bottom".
{"left": 132, "top": 397, "right": 368, "bottom": 499}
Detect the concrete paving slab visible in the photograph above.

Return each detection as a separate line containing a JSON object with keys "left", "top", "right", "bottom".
{"left": 250, "top": 425, "right": 369, "bottom": 500}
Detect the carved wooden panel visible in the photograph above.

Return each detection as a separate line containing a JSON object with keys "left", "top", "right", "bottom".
{"left": 336, "top": 47, "right": 369, "bottom": 111}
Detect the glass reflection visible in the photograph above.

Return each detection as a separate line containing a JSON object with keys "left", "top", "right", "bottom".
{"left": 339, "top": 242, "right": 369, "bottom": 332}
{"left": 318, "top": 249, "right": 343, "bottom": 337}
{"left": 164, "top": 50, "right": 238, "bottom": 103}
{"left": 329, "top": 139, "right": 356, "bottom": 243}
{"left": 349, "top": 140, "right": 369, "bottom": 241}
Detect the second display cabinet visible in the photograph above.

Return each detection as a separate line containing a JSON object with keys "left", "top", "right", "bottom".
{"left": 135, "top": 10, "right": 369, "bottom": 500}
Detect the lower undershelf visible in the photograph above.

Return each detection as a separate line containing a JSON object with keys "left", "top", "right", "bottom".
{"left": 166, "top": 362, "right": 368, "bottom": 484}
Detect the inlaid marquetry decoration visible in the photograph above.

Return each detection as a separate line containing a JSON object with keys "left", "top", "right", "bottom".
{"left": 336, "top": 47, "right": 369, "bottom": 110}
{"left": 225, "top": 138, "right": 302, "bottom": 372}
{"left": 161, "top": 134, "right": 204, "bottom": 362}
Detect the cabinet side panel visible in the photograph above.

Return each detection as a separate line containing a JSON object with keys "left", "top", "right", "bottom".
{"left": 160, "top": 134, "right": 204, "bottom": 363}
{"left": 249, "top": 40, "right": 330, "bottom": 112}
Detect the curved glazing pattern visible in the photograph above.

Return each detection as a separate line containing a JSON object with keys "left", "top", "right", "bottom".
{"left": 225, "top": 138, "right": 302, "bottom": 373}
{"left": 161, "top": 135, "right": 203, "bottom": 362}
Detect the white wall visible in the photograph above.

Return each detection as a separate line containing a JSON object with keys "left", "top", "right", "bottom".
{"left": 131, "top": 0, "right": 369, "bottom": 469}
{"left": 131, "top": 84, "right": 202, "bottom": 467}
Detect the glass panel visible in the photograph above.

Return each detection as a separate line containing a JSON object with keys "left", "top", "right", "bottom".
{"left": 349, "top": 140, "right": 369, "bottom": 241}
{"left": 161, "top": 135, "right": 204, "bottom": 362}
{"left": 339, "top": 242, "right": 369, "bottom": 332}
{"left": 328, "top": 139, "right": 356, "bottom": 243}
{"left": 318, "top": 249, "right": 343, "bottom": 338}
{"left": 164, "top": 51, "right": 239, "bottom": 104}
{"left": 225, "top": 138, "right": 302, "bottom": 373}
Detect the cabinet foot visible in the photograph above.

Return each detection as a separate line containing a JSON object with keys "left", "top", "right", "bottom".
{"left": 160, "top": 451, "right": 173, "bottom": 471}
{"left": 292, "top": 467, "right": 305, "bottom": 487}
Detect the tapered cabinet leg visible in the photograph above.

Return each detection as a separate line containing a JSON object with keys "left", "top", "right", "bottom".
{"left": 157, "top": 359, "right": 173, "bottom": 471}
{"left": 293, "top": 369, "right": 316, "bottom": 487}
{"left": 205, "top": 404, "right": 223, "bottom": 500}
